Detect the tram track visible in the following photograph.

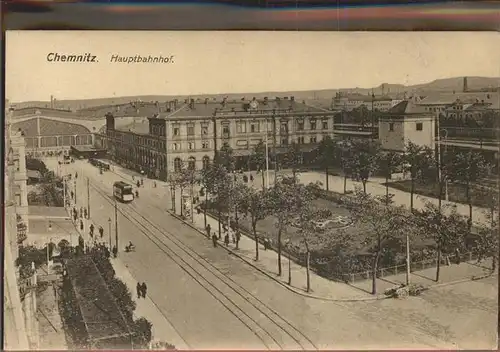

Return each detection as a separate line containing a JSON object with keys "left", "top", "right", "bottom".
{"left": 89, "top": 179, "right": 317, "bottom": 351}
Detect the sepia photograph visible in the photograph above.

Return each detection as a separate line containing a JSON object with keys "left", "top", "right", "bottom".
{"left": 4, "top": 30, "right": 500, "bottom": 350}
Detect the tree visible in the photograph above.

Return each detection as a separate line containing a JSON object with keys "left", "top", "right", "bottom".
{"left": 281, "top": 142, "right": 302, "bottom": 179}
{"left": 216, "top": 142, "right": 235, "bottom": 173}
{"left": 176, "top": 165, "right": 199, "bottom": 219}
{"left": 240, "top": 185, "right": 270, "bottom": 260}
{"left": 268, "top": 175, "right": 303, "bottom": 276}
{"left": 206, "top": 163, "right": 232, "bottom": 238}
{"left": 339, "top": 140, "right": 352, "bottom": 194}
{"left": 250, "top": 141, "right": 267, "bottom": 191}
{"left": 349, "top": 139, "right": 381, "bottom": 194}
{"left": 293, "top": 185, "right": 332, "bottom": 292}
{"left": 413, "top": 202, "right": 468, "bottom": 281}
{"left": 132, "top": 317, "right": 153, "bottom": 348}
{"left": 476, "top": 206, "right": 499, "bottom": 272}
{"left": 379, "top": 151, "right": 402, "bottom": 205}
{"left": 450, "top": 151, "right": 490, "bottom": 229}
{"left": 402, "top": 142, "right": 434, "bottom": 211}
{"left": 348, "top": 190, "right": 410, "bottom": 294}
{"left": 316, "top": 136, "right": 336, "bottom": 191}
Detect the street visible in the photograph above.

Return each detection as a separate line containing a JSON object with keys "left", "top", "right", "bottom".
{"left": 49, "top": 159, "right": 496, "bottom": 350}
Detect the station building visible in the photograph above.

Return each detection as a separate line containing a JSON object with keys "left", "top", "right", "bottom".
{"left": 99, "top": 97, "right": 338, "bottom": 179}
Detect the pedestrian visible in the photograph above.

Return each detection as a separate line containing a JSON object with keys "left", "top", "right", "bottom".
{"left": 112, "top": 245, "right": 118, "bottom": 258}
{"left": 250, "top": 174, "right": 254, "bottom": 182}
{"left": 235, "top": 230, "right": 241, "bottom": 250}
{"left": 84, "top": 208, "right": 88, "bottom": 219}
{"left": 263, "top": 238, "right": 269, "bottom": 251}
{"left": 206, "top": 224, "right": 211, "bottom": 238}
{"left": 141, "top": 282, "right": 147, "bottom": 298}
{"left": 99, "top": 226, "right": 104, "bottom": 238}
{"left": 212, "top": 233, "right": 218, "bottom": 248}
{"left": 136, "top": 180, "right": 140, "bottom": 188}
{"left": 153, "top": 181, "right": 157, "bottom": 188}
{"left": 70, "top": 190, "right": 74, "bottom": 200}
{"left": 231, "top": 230, "right": 236, "bottom": 244}
{"left": 455, "top": 248, "right": 461, "bottom": 265}
{"left": 136, "top": 283, "right": 142, "bottom": 299}
{"left": 224, "top": 233, "right": 230, "bottom": 247}
{"left": 89, "top": 223, "right": 94, "bottom": 236}
{"left": 80, "top": 220, "right": 84, "bottom": 231}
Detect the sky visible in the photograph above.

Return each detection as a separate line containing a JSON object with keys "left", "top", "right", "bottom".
{"left": 6, "top": 31, "right": 500, "bottom": 102}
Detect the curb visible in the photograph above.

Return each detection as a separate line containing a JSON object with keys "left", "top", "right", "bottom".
{"left": 166, "top": 210, "right": 389, "bottom": 302}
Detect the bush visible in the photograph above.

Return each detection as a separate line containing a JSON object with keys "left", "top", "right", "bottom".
{"left": 132, "top": 317, "right": 153, "bottom": 348}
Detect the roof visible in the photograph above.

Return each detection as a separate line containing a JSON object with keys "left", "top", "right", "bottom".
{"left": 26, "top": 170, "right": 42, "bottom": 179}
{"left": 28, "top": 205, "right": 69, "bottom": 218}
{"left": 418, "top": 92, "right": 498, "bottom": 106}
{"left": 115, "top": 117, "right": 149, "bottom": 134}
{"left": 337, "top": 94, "right": 393, "bottom": 102}
{"left": 70, "top": 145, "right": 106, "bottom": 152}
{"left": 387, "top": 99, "right": 428, "bottom": 115}
{"left": 161, "top": 99, "right": 326, "bottom": 119}
{"left": 12, "top": 107, "right": 75, "bottom": 118}
{"left": 12, "top": 118, "right": 91, "bottom": 137}
{"left": 65, "top": 256, "right": 132, "bottom": 344}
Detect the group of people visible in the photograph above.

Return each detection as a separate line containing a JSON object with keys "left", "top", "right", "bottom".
{"left": 206, "top": 223, "right": 242, "bottom": 249}
{"left": 136, "top": 282, "right": 148, "bottom": 299}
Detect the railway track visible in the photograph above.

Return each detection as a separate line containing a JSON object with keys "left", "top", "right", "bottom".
{"left": 89, "top": 179, "right": 317, "bottom": 350}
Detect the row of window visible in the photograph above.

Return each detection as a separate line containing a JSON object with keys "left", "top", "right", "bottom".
{"left": 388, "top": 122, "right": 423, "bottom": 132}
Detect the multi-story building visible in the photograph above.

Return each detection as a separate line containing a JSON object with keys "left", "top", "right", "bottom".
{"left": 331, "top": 92, "right": 394, "bottom": 112}
{"left": 101, "top": 96, "right": 337, "bottom": 179}
{"left": 378, "top": 97, "right": 436, "bottom": 152}
{"left": 4, "top": 106, "right": 36, "bottom": 350}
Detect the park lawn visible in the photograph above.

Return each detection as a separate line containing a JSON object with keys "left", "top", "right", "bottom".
{"left": 236, "top": 194, "right": 433, "bottom": 254}
{"left": 386, "top": 179, "right": 497, "bottom": 209}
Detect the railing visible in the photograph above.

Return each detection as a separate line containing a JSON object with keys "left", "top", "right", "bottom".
{"left": 341, "top": 250, "right": 485, "bottom": 283}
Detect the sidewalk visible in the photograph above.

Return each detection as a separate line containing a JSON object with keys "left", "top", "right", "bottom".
{"left": 111, "top": 257, "right": 189, "bottom": 349}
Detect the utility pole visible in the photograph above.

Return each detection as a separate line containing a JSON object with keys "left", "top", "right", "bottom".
{"left": 74, "top": 179, "right": 77, "bottom": 204}
{"left": 115, "top": 200, "right": 119, "bottom": 254}
{"left": 87, "top": 177, "right": 91, "bottom": 219}
{"left": 265, "top": 117, "right": 270, "bottom": 189}
{"left": 406, "top": 234, "right": 411, "bottom": 285}
{"left": 108, "top": 218, "right": 112, "bottom": 249}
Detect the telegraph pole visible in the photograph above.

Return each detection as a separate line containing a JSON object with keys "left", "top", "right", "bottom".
{"left": 87, "top": 178, "right": 91, "bottom": 219}
{"left": 406, "top": 234, "right": 411, "bottom": 285}
{"left": 115, "top": 200, "right": 119, "bottom": 254}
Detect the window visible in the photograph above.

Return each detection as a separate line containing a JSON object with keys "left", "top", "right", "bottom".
{"left": 188, "top": 142, "right": 194, "bottom": 150}
{"left": 188, "top": 157, "right": 196, "bottom": 170}
{"left": 281, "top": 122, "right": 288, "bottom": 133}
{"left": 237, "top": 122, "right": 247, "bottom": 133}
{"left": 322, "top": 120, "right": 328, "bottom": 130}
{"left": 250, "top": 123, "right": 259, "bottom": 133}
{"left": 202, "top": 156, "right": 210, "bottom": 170}
{"left": 222, "top": 125, "right": 230, "bottom": 136}
{"left": 187, "top": 124, "right": 195, "bottom": 136}
{"left": 310, "top": 136, "right": 317, "bottom": 143}
{"left": 201, "top": 125, "right": 209, "bottom": 135}
{"left": 310, "top": 119, "right": 317, "bottom": 130}
{"left": 173, "top": 127, "right": 180, "bottom": 136}
{"left": 389, "top": 123, "right": 394, "bottom": 131}
{"left": 172, "top": 143, "right": 180, "bottom": 151}
{"left": 281, "top": 138, "right": 288, "bottom": 145}
{"left": 236, "top": 140, "right": 248, "bottom": 147}
{"left": 174, "top": 158, "right": 182, "bottom": 172}
{"left": 296, "top": 120, "right": 304, "bottom": 131}
{"left": 416, "top": 123, "right": 423, "bottom": 131}
{"left": 202, "top": 141, "right": 210, "bottom": 149}
{"left": 297, "top": 136, "right": 305, "bottom": 144}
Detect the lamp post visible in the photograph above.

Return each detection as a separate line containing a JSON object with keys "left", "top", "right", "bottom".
{"left": 108, "top": 217, "right": 112, "bottom": 249}
{"left": 285, "top": 239, "right": 292, "bottom": 285}
{"left": 265, "top": 117, "right": 270, "bottom": 189}
{"left": 114, "top": 200, "right": 119, "bottom": 254}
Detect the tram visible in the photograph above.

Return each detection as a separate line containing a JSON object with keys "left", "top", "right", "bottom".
{"left": 113, "top": 181, "right": 134, "bottom": 202}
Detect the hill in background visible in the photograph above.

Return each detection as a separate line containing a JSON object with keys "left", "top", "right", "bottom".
{"left": 11, "top": 76, "right": 500, "bottom": 111}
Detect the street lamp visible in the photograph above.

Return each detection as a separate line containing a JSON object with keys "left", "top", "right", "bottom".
{"left": 108, "top": 217, "right": 112, "bottom": 249}
{"left": 284, "top": 238, "right": 292, "bottom": 285}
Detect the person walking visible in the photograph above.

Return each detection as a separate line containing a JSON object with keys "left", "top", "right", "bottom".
{"left": 112, "top": 245, "right": 118, "bottom": 258}
{"left": 80, "top": 219, "right": 84, "bottom": 231}
{"left": 70, "top": 190, "right": 74, "bottom": 200}
{"left": 212, "top": 233, "right": 218, "bottom": 248}
{"left": 89, "top": 224, "right": 95, "bottom": 236}
{"left": 84, "top": 208, "right": 88, "bottom": 219}
{"left": 136, "top": 180, "right": 140, "bottom": 188}
{"left": 224, "top": 233, "right": 230, "bottom": 247}
{"left": 206, "top": 224, "right": 211, "bottom": 239}
{"left": 235, "top": 230, "right": 241, "bottom": 250}
{"left": 141, "top": 282, "right": 147, "bottom": 298}
{"left": 99, "top": 226, "right": 104, "bottom": 238}
{"left": 136, "top": 283, "right": 142, "bottom": 299}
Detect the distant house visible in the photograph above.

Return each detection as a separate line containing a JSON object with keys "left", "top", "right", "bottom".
{"left": 26, "top": 170, "right": 42, "bottom": 184}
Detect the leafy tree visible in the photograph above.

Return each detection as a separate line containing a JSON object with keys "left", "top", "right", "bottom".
{"left": 176, "top": 164, "right": 199, "bottom": 219}
{"left": 216, "top": 142, "right": 235, "bottom": 173}
{"left": 339, "top": 140, "right": 353, "bottom": 193}
{"left": 268, "top": 175, "right": 303, "bottom": 276}
{"left": 476, "top": 207, "right": 499, "bottom": 272}
{"left": 240, "top": 185, "right": 270, "bottom": 260}
{"left": 206, "top": 163, "right": 232, "bottom": 237}
{"left": 379, "top": 151, "right": 402, "bottom": 205}
{"left": 349, "top": 139, "right": 381, "bottom": 194}
{"left": 294, "top": 186, "right": 332, "bottom": 292}
{"left": 227, "top": 179, "right": 248, "bottom": 234}
{"left": 348, "top": 190, "right": 410, "bottom": 294}
{"left": 315, "top": 136, "right": 336, "bottom": 191}
{"left": 413, "top": 202, "right": 469, "bottom": 281}
{"left": 281, "top": 142, "right": 302, "bottom": 179}
{"left": 450, "top": 151, "right": 491, "bottom": 229}
{"left": 251, "top": 141, "right": 268, "bottom": 191}
{"left": 402, "top": 142, "right": 434, "bottom": 210}
{"left": 132, "top": 317, "right": 153, "bottom": 349}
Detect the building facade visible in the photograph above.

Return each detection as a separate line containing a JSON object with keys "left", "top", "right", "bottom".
{"left": 331, "top": 92, "right": 394, "bottom": 112}
{"left": 4, "top": 106, "right": 37, "bottom": 350}
{"left": 379, "top": 98, "right": 436, "bottom": 152}
{"left": 101, "top": 97, "right": 338, "bottom": 178}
